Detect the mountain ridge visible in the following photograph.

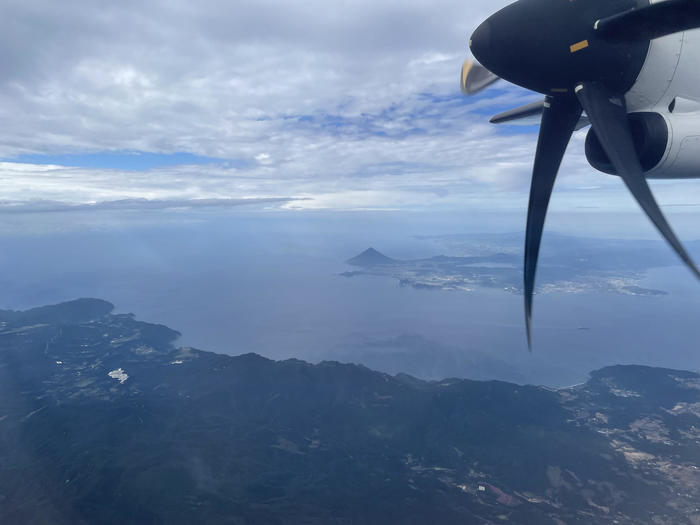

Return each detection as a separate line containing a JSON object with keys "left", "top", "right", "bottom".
{"left": 0, "top": 299, "right": 698, "bottom": 524}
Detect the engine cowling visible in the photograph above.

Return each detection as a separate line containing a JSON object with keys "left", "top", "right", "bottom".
{"left": 585, "top": 112, "right": 668, "bottom": 175}
{"left": 585, "top": 110, "right": 700, "bottom": 179}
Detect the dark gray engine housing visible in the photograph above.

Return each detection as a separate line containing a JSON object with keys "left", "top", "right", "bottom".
{"left": 585, "top": 112, "right": 668, "bottom": 175}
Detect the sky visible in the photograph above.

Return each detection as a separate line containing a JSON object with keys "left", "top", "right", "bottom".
{"left": 3, "top": 0, "right": 700, "bottom": 219}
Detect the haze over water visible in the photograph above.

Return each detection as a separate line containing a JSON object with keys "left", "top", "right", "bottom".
{"left": 2, "top": 209, "right": 699, "bottom": 387}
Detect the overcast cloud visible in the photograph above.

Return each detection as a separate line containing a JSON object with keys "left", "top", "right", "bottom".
{"left": 2, "top": 0, "right": 700, "bottom": 214}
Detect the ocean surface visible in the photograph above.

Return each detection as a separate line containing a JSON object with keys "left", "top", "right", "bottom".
{"left": 1, "top": 209, "right": 699, "bottom": 386}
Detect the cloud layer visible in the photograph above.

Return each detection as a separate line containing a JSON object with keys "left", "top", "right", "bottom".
{"left": 2, "top": 0, "right": 700, "bottom": 214}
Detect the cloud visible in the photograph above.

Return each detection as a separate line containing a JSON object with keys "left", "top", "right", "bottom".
{"left": 2, "top": 0, "right": 699, "bottom": 214}
{"left": 0, "top": 197, "right": 304, "bottom": 214}
{"left": 0, "top": 0, "right": 501, "bottom": 154}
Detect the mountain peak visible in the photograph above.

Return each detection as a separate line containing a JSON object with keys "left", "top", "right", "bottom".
{"left": 346, "top": 247, "right": 396, "bottom": 267}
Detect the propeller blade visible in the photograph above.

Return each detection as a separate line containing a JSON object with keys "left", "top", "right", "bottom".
{"left": 524, "top": 96, "right": 582, "bottom": 350}
{"left": 490, "top": 99, "right": 590, "bottom": 130}
{"left": 460, "top": 59, "right": 499, "bottom": 95}
{"left": 595, "top": 0, "right": 700, "bottom": 42}
{"left": 576, "top": 81, "right": 700, "bottom": 282}
{"left": 490, "top": 100, "right": 545, "bottom": 125}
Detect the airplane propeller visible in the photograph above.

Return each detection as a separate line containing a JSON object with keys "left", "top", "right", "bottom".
{"left": 464, "top": 0, "right": 700, "bottom": 348}
{"left": 460, "top": 59, "right": 499, "bottom": 95}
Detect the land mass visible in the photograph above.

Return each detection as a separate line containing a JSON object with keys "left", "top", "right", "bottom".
{"left": 1, "top": 299, "right": 698, "bottom": 524}
{"left": 342, "top": 233, "right": 679, "bottom": 296}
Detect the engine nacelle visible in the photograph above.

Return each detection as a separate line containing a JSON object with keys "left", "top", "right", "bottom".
{"left": 586, "top": 110, "right": 700, "bottom": 179}
{"left": 585, "top": 112, "right": 668, "bottom": 176}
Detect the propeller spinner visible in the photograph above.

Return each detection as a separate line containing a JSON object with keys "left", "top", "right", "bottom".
{"left": 465, "top": 0, "right": 700, "bottom": 349}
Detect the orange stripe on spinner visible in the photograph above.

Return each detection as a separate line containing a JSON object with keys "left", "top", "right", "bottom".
{"left": 570, "top": 40, "right": 589, "bottom": 53}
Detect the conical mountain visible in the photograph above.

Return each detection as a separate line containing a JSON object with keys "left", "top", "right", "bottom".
{"left": 346, "top": 247, "right": 396, "bottom": 267}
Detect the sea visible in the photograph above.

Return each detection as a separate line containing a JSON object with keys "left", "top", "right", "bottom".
{"left": 1, "top": 208, "right": 698, "bottom": 387}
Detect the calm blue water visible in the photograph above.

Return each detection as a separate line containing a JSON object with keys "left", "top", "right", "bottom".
{"left": 1, "top": 209, "right": 698, "bottom": 386}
